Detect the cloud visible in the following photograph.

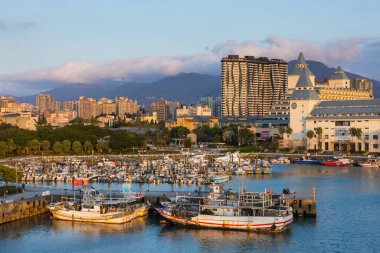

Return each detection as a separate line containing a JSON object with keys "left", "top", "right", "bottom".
{"left": 1, "top": 36, "right": 375, "bottom": 85}
{"left": 212, "top": 36, "right": 373, "bottom": 65}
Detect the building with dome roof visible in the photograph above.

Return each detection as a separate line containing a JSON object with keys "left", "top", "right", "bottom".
{"left": 328, "top": 66, "right": 351, "bottom": 89}
{"left": 288, "top": 52, "right": 316, "bottom": 91}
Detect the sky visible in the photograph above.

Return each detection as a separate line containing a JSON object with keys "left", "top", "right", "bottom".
{"left": 1, "top": 0, "right": 380, "bottom": 95}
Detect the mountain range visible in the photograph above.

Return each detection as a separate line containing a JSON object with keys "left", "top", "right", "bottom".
{"left": 18, "top": 60, "right": 379, "bottom": 104}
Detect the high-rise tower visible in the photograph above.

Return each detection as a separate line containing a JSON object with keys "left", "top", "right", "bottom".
{"left": 221, "top": 55, "right": 288, "bottom": 117}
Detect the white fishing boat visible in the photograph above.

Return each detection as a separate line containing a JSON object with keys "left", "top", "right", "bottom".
{"left": 358, "top": 158, "right": 380, "bottom": 168}
{"left": 211, "top": 175, "right": 230, "bottom": 184}
{"left": 156, "top": 186, "right": 293, "bottom": 232}
{"left": 48, "top": 188, "right": 148, "bottom": 224}
{"left": 234, "top": 168, "right": 246, "bottom": 175}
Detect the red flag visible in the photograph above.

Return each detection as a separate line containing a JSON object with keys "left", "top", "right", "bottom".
{"left": 73, "top": 179, "right": 83, "bottom": 186}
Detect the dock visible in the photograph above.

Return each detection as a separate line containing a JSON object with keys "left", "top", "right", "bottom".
{"left": 0, "top": 185, "right": 317, "bottom": 225}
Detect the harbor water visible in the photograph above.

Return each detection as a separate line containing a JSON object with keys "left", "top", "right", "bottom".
{"left": 1, "top": 164, "right": 380, "bottom": 253}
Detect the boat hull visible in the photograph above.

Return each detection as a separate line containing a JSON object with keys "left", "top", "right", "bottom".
{"left": 294, "top": 160, "right": 320, "bottom": 165}
{"left": 48, "top": 205, "right": 148, "bottom": 224}
{"left": 358, "top": 162, "right": 379, "bottom": 168}
{"left": 320, "top": 161, "right": 349, "bottom": 167}
{"left": 156, "top": 208, "right": 292, "bottom": 232}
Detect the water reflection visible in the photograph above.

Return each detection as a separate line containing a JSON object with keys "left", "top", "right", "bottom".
{"left": 50, "top": 217, "right": 147, "bottom": 235}
{"left": 0, "top": 213, "right": 50, "bottom": 240}
{"left": 160, "top": 223, "right": 292, "bottom": 252}
{"left": 3, "top": 164, "right": 380, "bottom": 252}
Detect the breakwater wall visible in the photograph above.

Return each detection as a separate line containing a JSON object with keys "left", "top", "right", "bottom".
{"left": 0, "top": 197, "right": 50, "bottom": 225}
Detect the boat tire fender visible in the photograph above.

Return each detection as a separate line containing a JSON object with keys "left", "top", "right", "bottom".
{"left": 293, "top": 200, "right": 298, "bottom": 205}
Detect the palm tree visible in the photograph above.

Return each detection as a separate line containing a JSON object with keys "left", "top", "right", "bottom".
{"left": 316, "top": 127, "right": 323, "bottom": 150}
{"left": 356, "top": 128, "right": 363, "bottom": 152}
{"left": 349, "top": 127, "right": 357, "bottom": 151}
{"left": 278, "top": 128, "right": 285, "bottom": 137}
{"left": 306, "top": 130, "right": 315, "bottom": 150}
{"left": 285, "top": 127, "right": 293, "bottom": 138}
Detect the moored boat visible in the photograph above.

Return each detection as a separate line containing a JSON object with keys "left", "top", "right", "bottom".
{"left": 212, "top": 175, "right": 230, "bottom": 184}
{"left": 156, "top": 186, "right": 293, "bottom": 232}
{"left": 358, "top": 158, "right": 380, "bottom": 168}
{"left": 48, "top": 188, "right": 148, "bottom": 224}
{"left": 294, "top": 157, "right": 321, "bottom": 165}
{"left": 321, "top": 157, "right": 351, "bottom": 167}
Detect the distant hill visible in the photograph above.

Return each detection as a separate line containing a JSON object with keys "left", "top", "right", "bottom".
{"left": 18, "top": 61, "right": 379, "bottom": 104}
{"left": 116, "top": 73, "right": 221, "bottom": 104}
{"left": 18, "top": 73, "right": 221, "bottom": 104}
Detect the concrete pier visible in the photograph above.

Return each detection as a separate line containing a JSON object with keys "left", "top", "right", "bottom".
{"left": 0, "top": 197, "right": 50, "bottom": 225}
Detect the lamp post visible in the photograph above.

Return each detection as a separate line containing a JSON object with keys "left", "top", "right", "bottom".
{"left": 15, "top": 162, "right": 19, "bottom": 193}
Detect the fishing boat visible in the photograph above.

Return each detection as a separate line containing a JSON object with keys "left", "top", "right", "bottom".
{"left": 254, "top": 167, "right": 262, "bottom": 174}
{"left": 48, "top": 188, "right": 148, "bottom": 224}
{"left": 211, "top": 175, "right": 230, "bottom": 184}
{"left": 271, "top": 157, "right": 290, "bottom": 164}
{"left": 156, "top": 185, "right": 293, "bottom": 232}
{"left": 321, "top": 157, "right": 351, "bottom": 167}
{"left": 294, "top": 157, "right": 320, "bottom": 165}
{"left": 358, "top": 158, "right": 380, "bottom": 168}
{"left": 262, "top": 166, "right": 272, "bottom": 175}
{"left": 234, "top": 168, "right": 246, "bottom": 175}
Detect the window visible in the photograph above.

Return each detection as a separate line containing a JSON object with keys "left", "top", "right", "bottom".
{"left": 324, "top": 135, "right": 329, "bottom": 139}
{"left": 335, "top": 121, "right": 350, "bottom": 126}
{"left": 373, "top": 144, "right": 379, "bottom": 149}
{"left": 365, "top": 135, "right": 369, "bottom": 141}
{"left": 373, "top": 135, "right": 378, "bottom": 140}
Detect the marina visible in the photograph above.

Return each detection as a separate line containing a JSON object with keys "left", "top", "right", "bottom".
{"left": 0, "top": 163, "right": 379, "bottom": 252}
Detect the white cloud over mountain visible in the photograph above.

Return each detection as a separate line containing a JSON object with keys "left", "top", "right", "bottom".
{"left": 0, "top": 36, "right": 376, "bottom": 88}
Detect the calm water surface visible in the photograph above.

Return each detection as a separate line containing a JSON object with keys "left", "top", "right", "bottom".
{"left": 1, "top": 164, "right": 380, "bottom": 253}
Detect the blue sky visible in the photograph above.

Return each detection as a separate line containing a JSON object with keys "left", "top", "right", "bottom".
{"left": 1, "top": 0, "right": 380, "bottom": 95}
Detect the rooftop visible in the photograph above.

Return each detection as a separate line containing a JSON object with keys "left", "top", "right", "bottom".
{"left": 289, "top": 52, "right": 315, "bottom": 76}
{"left": 308, "top": 99, "right": 380, "bottom": 116}
{"left": 330, "top": 66, "right": 350, "bottom": 80}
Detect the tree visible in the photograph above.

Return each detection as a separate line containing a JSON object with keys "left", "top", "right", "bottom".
{"left": 170, "top": 126, "right": 190, "bottom": 139}
{"left": 53, "top": 141, "right": 63, "bottom": 154}
{"left": 27, "top": 139, "right": 40, "bottom": 153}
{"left": 356, "top": 128, "right": 363, "bottom": 139}
{"left": 72, "top": 141, "right": 82, "bottom": 154}
{"left": 349, "top": 127, "right": 358, "bottom": 151}
{"left": 0, "top": 141, "right": 7, "bottom": 156}
{"left": 0, "top": 166, "right": 23, "bottom": 185}
{"left": 223, "top": 130, "right": 235, "bottom": 145}
{"left": 238, "top": 128, "right": 254, "bottom": 145}
{"left": 83, "top": 141, "right": 93, "bottom": 154}
{"left": 285, "top": 128, "right": 293, "bottom": 137}
{"left": 108, "top": 131, "right": 146, "bottom": 151}
{"left": 7, "top": 139, "right": 16, "bottom": 155}
{"left": 36, "top": 116, "right": 47, "bottom": 126}
{"left": 62, "top": 140, "right": 72, "bottom": 153}
{"left": 306, "top": 130, "right": 315, "bottom": 150}
{"left": 184, "top": 138, "right": 192, "bottom": 149}
{"left": 278, "top": 128, "right": 286, "bottom": 136}
{"left": 316, "top": 127, "right": 323, "bottom": 150}
{"left": 40, "top": 140, "right": 50, "bottom": 152}
{"left": 96, "top": 142, "right": 106, "bottom": 153}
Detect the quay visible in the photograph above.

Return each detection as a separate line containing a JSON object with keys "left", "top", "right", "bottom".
{"left": 0, "top": 185, "right": 317, "bottom": 225}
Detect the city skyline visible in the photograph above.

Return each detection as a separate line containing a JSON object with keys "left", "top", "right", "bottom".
{"left": 1, "top": 1, "right": 380, "bottom": 96}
